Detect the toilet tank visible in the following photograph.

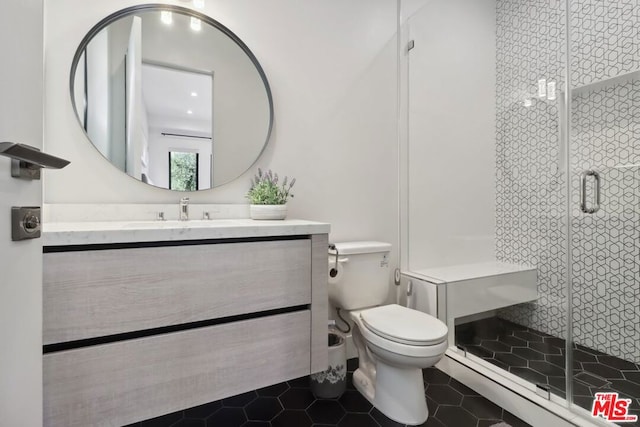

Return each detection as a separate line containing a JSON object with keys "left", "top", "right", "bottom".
{"left": 328, "top": 241, "right": 391, "bottom": 310}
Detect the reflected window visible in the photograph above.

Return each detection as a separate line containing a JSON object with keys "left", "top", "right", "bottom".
{"left": 169, "top": 151, "right": 199, "bottom": 191}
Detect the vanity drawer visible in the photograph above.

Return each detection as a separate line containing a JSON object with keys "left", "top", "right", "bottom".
{"left": 44, "top": 239, "right": 311, "bottom": 344}
{"left": 44, "top": 310, "right": 311, "bottom": 427}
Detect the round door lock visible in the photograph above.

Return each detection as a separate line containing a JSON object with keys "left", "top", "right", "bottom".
{"left": 23, "top": 214, "right": 40, "bottom": 233}
{"left": 11, "top": 207, "right": 42, "bottom": 241}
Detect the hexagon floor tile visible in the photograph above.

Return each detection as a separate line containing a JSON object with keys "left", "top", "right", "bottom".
{"left": 126, "top": 357, "right": 530, "bottom": 427}
{"left": 456, "top": 317, "right": 640, "bottom": 427}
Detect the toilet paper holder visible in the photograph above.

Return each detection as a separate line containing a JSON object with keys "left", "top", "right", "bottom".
{"left": 329, "top": 244, "right": 339, "bottom": 278}
{"left": 328, "top": 244, "right": 349, "bottom": 278}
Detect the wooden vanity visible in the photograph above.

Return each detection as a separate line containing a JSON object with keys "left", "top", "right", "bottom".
{"left": 42, "top": 220, "right": 329, "bottom": 427}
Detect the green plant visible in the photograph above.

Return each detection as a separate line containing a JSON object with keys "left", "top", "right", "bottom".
{"left": 246, "top": 168, "right": 295, "bottom": 205}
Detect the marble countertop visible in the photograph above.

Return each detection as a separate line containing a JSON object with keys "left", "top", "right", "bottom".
{"left": 43, "top": 219, "right": 331, "bottom": 246}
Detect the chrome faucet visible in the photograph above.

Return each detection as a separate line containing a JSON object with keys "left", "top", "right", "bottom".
{"left": 179, "top": 197, "right": 189, "bottom": 221}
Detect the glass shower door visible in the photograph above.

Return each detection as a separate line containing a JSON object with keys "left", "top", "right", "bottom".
{"left": 403, "top": 0, "right": 574, "bottom": 406}
{"left": 567, "top": 1, "right": 640, "bottom": 423}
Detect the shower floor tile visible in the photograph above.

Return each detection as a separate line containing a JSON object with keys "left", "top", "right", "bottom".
{"left": 126, "top": 358, "right": 531, "bottom": 427}
{"left": 456, "top": 317, "right": 640, "bottom": 426}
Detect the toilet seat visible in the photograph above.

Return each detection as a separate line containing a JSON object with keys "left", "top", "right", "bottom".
{"left": 360, "top": 304, "right": 448, "bottom": 346}
{"left": 352, "top": 305, "right": 449, "bottom": 358}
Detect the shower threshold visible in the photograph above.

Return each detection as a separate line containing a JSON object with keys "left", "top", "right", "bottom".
{"left": 454, "top": 317, "right": 640, "bottom": 426}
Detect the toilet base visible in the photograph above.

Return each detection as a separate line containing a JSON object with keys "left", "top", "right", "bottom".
{"left": 353, "top": 363, "right": 428, "bottom": 426}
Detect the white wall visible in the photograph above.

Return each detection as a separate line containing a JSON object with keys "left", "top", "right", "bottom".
{"left": 44, "top": 0, "right": 399, "bottom": 250}
{"left": 402, "top": 0, "right": 497, "bottom": 271}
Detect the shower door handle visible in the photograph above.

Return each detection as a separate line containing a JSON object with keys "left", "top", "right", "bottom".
{"left": 580, "top": 170, "right": 601, "bottom": 214}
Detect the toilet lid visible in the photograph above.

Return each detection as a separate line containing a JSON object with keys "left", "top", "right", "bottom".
{"left": 360, "top": 304, "right": 448, "bottom": 346}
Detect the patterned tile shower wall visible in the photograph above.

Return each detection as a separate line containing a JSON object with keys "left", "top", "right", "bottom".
{"left": 497, "top": 0, "right": 640, "bottom": 363}
{"left": 496, "top": 0, "right": 569, "bottom": 339}
{"left": 569, "top": 0, "right": 639, "bottom": 87}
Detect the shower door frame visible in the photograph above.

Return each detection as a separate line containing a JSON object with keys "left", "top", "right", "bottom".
{"left": 564, "top": 0, "right": 640, "bottom": 424}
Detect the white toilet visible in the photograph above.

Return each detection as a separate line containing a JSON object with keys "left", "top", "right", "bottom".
{"left": 328, "top": 242, "right": 448, "bottom": 425}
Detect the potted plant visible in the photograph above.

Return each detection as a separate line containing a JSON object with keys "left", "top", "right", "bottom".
{"left": 246, "top": 168, "right": 295, "bottom": 220}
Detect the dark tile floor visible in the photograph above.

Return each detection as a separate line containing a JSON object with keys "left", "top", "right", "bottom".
{"left": 456, "top": 317, "right": 640, "bottom": 427}
{"left": 127, "top": 358, "right": 531, "bottom": 427}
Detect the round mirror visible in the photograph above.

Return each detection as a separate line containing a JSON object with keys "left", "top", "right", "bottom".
{"left": 70, "top": 5, "right": 273, "bottom": 191}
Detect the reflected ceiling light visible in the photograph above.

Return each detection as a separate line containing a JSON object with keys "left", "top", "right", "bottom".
{"left": 193, "top": 0, "right": 205, "bottom": 9}
{"left": 191, "top": 92, "right": 198, "bottom": 97}
{"left": 523, "top": 98, "right": 532, "bottom": 107}
{"left": 187, "top": 110, "right": 193, "bottom": 115}
{"left": 190, "top": 17, "right": 202, "bottom": 31}
{"left": 160, "top": 11, "right": 173, "bottom": 25}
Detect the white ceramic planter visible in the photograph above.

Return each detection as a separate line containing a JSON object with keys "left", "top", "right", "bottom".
{"left": 249, "top": 204, "right": 287, "bottom": 220}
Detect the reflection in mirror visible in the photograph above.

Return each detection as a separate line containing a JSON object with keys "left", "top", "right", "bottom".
{"left": 143, "top": 63, "right": 213, "bottom": 189}
{"left": 169, "top": 151, "right": 199, "bottom": 191}
{"left": 71, "top": 6, "right": 273, "bottom": 191}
